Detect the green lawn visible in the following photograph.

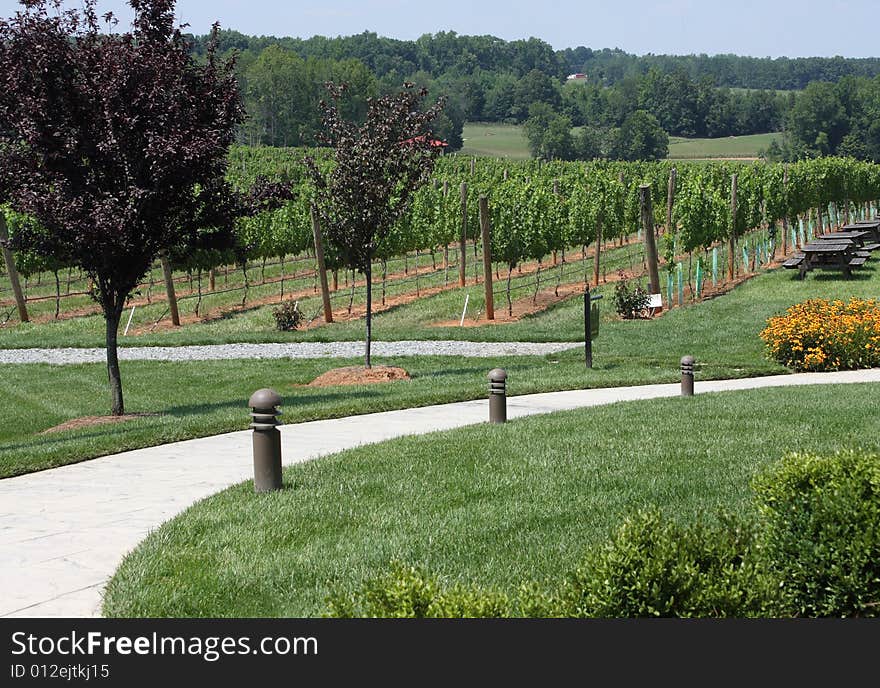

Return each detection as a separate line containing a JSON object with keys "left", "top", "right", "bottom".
{"left": 459, "top": 122, "right": 531, "bottom": 159}
{"left": 457, "top": 123, "right": 779, "bottom": 161}
{"left": 100, "top": 382, "right": 880, "bottom": 618}
{"left": 6, "top": 259, "right": 880, "bottom": 477}
{"left": 667, "top": 133, "right": 779, "bottom": 159}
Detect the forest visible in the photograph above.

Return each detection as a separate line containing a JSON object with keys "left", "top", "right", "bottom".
{"left": 185, "top": 29, "right": 880, "bottom": 162}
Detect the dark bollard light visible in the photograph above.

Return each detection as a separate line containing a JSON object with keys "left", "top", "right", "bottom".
{"left": 681, "top": 355, "right": 695, "bottom": 397}
{"left": 488, "top": 368, "right": 507, "bottom": 423}
{"left": 249, "top": 388, "right": 283, "bottom": 493}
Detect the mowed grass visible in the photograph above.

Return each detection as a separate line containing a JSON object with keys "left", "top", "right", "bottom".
{"left": 459, "top": 122, "right": 531, "bottom": 159}
{"left": 7, "top": 259, "right": 880, "bottom": 477}
{"left": 667, "top": 133, "right": 779, "bottom": 159}
{"left": 0, "top": 239, "right": 651, "bottom": 348}
{"left": 100, "top": 382, "right": 880, "bottom": 618}
{"left": 458, "top": 122, "right": 779, "bottom": 161}
{"left": 0, "top": 352, "right": 695, "bottom": 479}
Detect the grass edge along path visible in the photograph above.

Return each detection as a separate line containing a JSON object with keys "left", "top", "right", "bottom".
{"left": 100, "top": 379, "right": 880, "bottom": 618}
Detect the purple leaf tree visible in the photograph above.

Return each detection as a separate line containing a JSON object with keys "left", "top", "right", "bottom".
{"left": 306, "top": 82, "right": 445, "bottom": 368}
{"left": 0, "top": 0, "right": 244, "bottom": 415}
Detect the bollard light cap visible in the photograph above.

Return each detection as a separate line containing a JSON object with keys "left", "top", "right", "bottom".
{"left": 488, "top": 368, "right": 507, "bottom": 381}
{"left": 681, "top": 355, "right": 695, "bottom": 365}
{"left": 249, "top": 388, "right": 282, "bottom": 410}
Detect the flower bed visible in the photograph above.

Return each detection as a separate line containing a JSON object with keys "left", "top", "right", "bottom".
{"left": 760, "top": 298, "right": 880, "bottom": 371}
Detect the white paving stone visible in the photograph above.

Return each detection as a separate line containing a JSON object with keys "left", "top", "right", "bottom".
{"left": 2, "top": 368, "right": 880, "bottom": 618}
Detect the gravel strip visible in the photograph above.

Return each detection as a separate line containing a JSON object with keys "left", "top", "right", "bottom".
{"left": 0, "top": 341, "right": 580, "bottom": 365}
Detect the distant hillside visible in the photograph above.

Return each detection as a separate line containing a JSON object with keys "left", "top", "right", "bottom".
{"left": 190, "top": 30, "right": 880, "bottom": 91}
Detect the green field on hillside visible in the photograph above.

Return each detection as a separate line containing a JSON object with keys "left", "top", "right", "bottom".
{"left": 459, "top": 122, "right": 532, "bottom": 159}
{"left": 667, "top": 133, "right": 779, "bottom": 159}
{"left": 459, "top": 123, "right": 778, "bottom": 160}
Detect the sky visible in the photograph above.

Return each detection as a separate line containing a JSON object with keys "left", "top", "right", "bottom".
{"left": 1, "top": 0, "right": 878, "bottom": 59}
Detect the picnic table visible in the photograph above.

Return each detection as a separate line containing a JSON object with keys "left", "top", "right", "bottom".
{"left": 816, "top": 229, "right": 879, "bottom": 250}
{"left": 783, "top": 240, "right": 867, "bottom": 279}
{"left": 845, "top": 220, "right": 880, "bottom": 242}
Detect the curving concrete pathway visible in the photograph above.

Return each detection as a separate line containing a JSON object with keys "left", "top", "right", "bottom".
{"left": 3, "top": 368, "right": 880, "bottom": 618}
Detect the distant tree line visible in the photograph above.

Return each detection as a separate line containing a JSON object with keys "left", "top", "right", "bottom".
{"left": 191, "top": 30, "right": 880, "bottom": 91}
{"left": 770, "top": 76, "right": 880, "bottom": 162}
{"left": 186, "top": 29, "right": 880, "bottom": 163}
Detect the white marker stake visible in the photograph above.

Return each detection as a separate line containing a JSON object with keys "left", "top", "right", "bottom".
{"left": 459, "top": 293, "right": 470, "bottom": 327}
{"left": 123, "top": 305, "right": 136, "bottom": 336}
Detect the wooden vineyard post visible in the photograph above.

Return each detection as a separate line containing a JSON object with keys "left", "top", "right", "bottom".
{"left": 479, "top": 195, "right": 494, "bottom": 321}
{"left": 781, "top": 165, "right": 790, "bottom": 257}
{"left": 593, "top": 217, "right": 602, "bottom": 288}
{"left": 641, "top": 185, "right": 661, "bottom": 295}
{"left": 0, "top": 212, "right": 28, "bottom": 323}
{"left": 728, "top": 174, "right": 738, "bottom": 281}
{"left": 666, "top": 167, "right": 676, "bottom": 238}
{"left": 160, "top": 252, "right": 180, "bottom": 326}
{"left": 310, "top": 203, "right": 333, "bottom": 324}
{"left": 459, "top": 181, "right": 468, "bottom": 288}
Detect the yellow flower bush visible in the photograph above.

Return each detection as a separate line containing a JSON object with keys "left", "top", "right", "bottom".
{"left": 760, "top": 298, "right": 880, "bottom": 371}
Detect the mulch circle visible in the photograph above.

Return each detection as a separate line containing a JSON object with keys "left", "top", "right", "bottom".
{"left": 305, "top": 366, "right": 411, "bottom": 387}
{"left": 41, "top": 413, "right": 162, "bottom": 434}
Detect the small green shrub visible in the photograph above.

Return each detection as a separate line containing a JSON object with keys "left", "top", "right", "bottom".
{"left": 612, "top": 273, "right": 650, "bottom": 319}
{"left": 556, "top": 509, "right": 769, "bottom": 618}
{"left": 752, "top": 451, "right": 880, "bottom": 617}
{"left": 272, "top": 300, "right": 304, "bottom": 331}
{"left": 324, "top": 562, "right": 516, "bottom": 618}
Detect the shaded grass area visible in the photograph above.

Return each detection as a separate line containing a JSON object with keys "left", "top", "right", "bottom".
{"left": 2, "top": 351, "right": 731, "bottom": 478}
{"left": 101, "top": 382, "right": 880, "bottom": 618}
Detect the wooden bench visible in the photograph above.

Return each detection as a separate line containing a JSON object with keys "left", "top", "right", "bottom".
{"left": 782, "top": 254, "right": 805, "bottom": 269}
{"left": 862, "top": 242, "right": 880, "bottom": 251}
{"left": 849, "top": 256, "right": 868, "bottom": 267}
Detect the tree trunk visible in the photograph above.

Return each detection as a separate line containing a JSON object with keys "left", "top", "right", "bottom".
{"left": 0, "top": 213, "right": 29, "bottom": 323}
{"left": 195, "top": 270, "right": 202, "bottom": 317}
{"left": 160, "top": 253, "right": 180, "bottom": 326}
{"left": 54, "top": 270, "right": 61, "bottom": 320}
{"left": 105, "top": 304, "right": 125, "bottom": 416}
{"left": 479, "top": 195, "right": 494, "bottom": 320}
{"left": 364, "top": 263, "right": 372, "bottom": 369}
{"left": 507, "top": 265, "right": 513, "bottom": 317}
